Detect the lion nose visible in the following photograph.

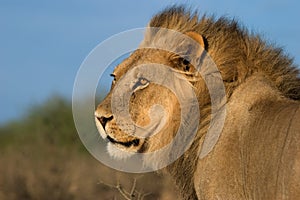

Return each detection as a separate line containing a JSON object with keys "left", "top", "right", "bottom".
{"left": 96, "top": 115, "right": 113, "bottom": 128}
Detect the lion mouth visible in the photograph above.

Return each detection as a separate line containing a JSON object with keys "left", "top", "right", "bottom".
{"left": 106, "top": 135, "right": 140, "bottom": 147}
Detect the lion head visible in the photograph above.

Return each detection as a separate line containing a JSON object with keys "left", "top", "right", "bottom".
{"left": 95, "top": 43, "right": 207, "bottom": 160}
{"left": 95, "top": 49, "right": 182, "bottom": 159}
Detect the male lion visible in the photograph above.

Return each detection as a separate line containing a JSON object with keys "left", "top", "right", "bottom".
{"left": 95, "top": 6, "right": 300, "bottom": 199}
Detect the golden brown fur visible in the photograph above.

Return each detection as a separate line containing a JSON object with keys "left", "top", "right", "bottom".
{"left": 95, "top": 6, "right": 300, "bottom": 199}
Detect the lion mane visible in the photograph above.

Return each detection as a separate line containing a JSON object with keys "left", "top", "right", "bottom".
{"left": 95, "top": 6, "right": 300, "bottom": 199}
{"left": 145, "top": 6, "right": 300, "bottom": 199}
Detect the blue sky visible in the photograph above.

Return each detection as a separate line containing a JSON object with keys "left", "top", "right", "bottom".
{"left": 1, "top": 0, "right": 300, "bottom": 124}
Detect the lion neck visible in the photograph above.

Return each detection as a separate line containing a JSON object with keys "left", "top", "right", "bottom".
{"left": 228, "top": 73, "right": 286, "bottom": 109}
{"left": 164, "top": 98, "right": 212, "bottom": 199}
{"left": 164, "top": 74, "right": 288, "bottom": 199}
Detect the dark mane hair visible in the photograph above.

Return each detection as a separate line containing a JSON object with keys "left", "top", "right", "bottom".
{"left": 148, "top": 6, "right": 300, "bottom": 100}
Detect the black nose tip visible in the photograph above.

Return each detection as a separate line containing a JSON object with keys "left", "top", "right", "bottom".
{"left": 97, "top": 115, "right": 113, "bottom": 128}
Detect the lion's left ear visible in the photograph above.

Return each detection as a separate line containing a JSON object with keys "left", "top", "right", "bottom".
{"left": 185, "top": 31, "right": 207, "bottom": 57}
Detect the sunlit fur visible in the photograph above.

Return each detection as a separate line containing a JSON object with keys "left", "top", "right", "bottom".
{"left": 95, "top": 6, "right": 300, "bottom": 199}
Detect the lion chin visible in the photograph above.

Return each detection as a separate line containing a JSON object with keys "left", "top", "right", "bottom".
{"left": 106, "top": 142, "right": 135, "bottom": 160}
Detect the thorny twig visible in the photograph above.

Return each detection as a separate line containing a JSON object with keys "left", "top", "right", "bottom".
{"left": 98, "top": 176, "right": 151, "bottom": 200}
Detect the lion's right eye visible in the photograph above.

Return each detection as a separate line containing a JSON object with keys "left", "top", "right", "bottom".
{"left": 138, "top": 78, "right": 149, "bottom": 85}
{"left": 132, "top": 77, "right": 149, "bottom": 91}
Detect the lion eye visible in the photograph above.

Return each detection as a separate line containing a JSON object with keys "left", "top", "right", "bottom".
{"left": 132, "top": 77, "right": 149, "bottom": 91}
{"left": 139, "top": 77, "right": 148, "bottom": 85}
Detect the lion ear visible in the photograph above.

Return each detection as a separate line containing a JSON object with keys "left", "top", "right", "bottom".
{"left": 185, "top": 31, "right": 206, "bottom": 57}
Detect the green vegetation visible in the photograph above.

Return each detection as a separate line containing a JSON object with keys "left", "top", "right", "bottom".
{"left": 0, "top": 96, "right": 79, "bottom": 148}
{"left": 0, "top": 96, "right": 178, "bottom": 200}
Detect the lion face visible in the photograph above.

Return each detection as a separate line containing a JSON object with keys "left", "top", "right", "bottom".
{"left": 95, "top": 30, "right": 207, "bottom": 160}
{"left": 95, "top": 49, "right": 184, "bottom": 159}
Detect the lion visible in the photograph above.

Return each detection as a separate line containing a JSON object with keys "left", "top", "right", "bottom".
{"left": 95, "top": 6, "right": 300, "bottom": 199}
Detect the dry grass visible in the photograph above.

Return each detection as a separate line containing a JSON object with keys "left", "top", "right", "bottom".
{"left": 0, "top": 144, "right": 179, "bottom": 200}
